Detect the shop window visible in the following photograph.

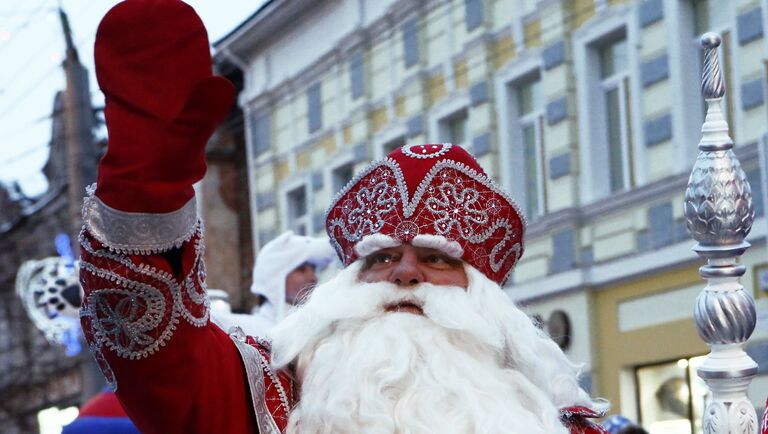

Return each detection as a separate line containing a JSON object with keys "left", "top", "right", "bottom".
{"left": 636, "top": 356, "right": 708, "bottom": 434}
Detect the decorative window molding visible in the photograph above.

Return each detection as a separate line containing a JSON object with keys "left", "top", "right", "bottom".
{"left": 349, "top": 51, "right": 365, "bottom": 99}
{"left": 464, "top": 0, "right": 484, "bottom": 31}
{"left": 429, "top": 93, "right": 470, "bottom": 148}
{"left": 542, "top": 40, "right": 566, "bottom": 70}
{"left": 471, "top": 133, "right": 492, "bottom": 157}
{"left": 469, "top": 81, "right": 489, "bottom": 106}
{"left": 249, "top": 109, "right": 271, "bottom": 157}
{"left": 280, "top": 177, "right": 312, "bottom": 235}
{"left": 574, "top": 9, "right": 643, "bottom": 203}
{"left": 639, "top": 53, "right": 669, "bottom": 88}
{"left": 741, "top": 77, "right": 765, "bottom": 110}
{"left": 638, "top": 0, "right": 664, "bottom": 28}
{"left": 737, "top": 7, "right": 763, "bottom": 45}
{"left": 494, "top": 55, "right": 545, "bottom": 221}
{"left": 402, "top": 17, "right": 420, "bottom": 68}
{"left": 327, "top": 152, "right": 356, "bottom": 197}
{"left": 373, "top": 122, "right": 407, "bottom": 159}
{"left": 307, "top": 83, "right": 322, "bottom": 134}
{"left": 643, "top": 113, "right": 673, "bottom": 147}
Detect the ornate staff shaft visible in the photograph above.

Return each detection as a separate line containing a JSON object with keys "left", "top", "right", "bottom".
{"left": 684, "top": 33, "right": 758, "bottom": 434}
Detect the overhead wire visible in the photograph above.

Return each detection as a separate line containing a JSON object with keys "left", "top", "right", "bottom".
{"left": 0, "top": 0, "right": 607, "bottom": 170}
{"left": 0, "top": 0, "right": 52, "bottom": 56}
{"left": 0, "top": 0, "right": 98, "bottom": 119}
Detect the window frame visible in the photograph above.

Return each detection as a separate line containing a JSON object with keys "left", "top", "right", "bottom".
{"left": 280, "top": 179, "right": 312, "bottom": 235}
{"left": 515, "top": 74, "right": 547, "bottom": 220}
{"left": 307, "top": 82, "right": 323, "bottom": 134}
{"left": 598, "top": 46, "right": 633, "bottom": 193}
{"left": 574, "top": 12, "right": 642, "bottom": 204}
{"left": 438, "top": 109, "right": 469, "bottom": 146}
{"left": 494, "top": 55, "right": 543, "bottom": 217}
{"left": 373, "top": 123, "right": 407, "bottom": 159}
{"left": 327, "top": 153, "right": 356, "bottom": 198}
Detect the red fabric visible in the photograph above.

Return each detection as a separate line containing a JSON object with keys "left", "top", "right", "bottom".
{"left": 326, "top": 144, "right": 525, "bottom": 284}
{"left": 762, "top": 398, "right": 767, "bottom": 434}
{"left": 248, "top": 336, "right": 295, "bottom": 432}
{"left": 78, "top": 391, "right": 128, "bottom": 418}
{"left": 80, "top": 232, "right": 256, "bottom": 434}
{"left": 94, "top": 0, "right": 234, "bottom": 213}
{"left": 79, "top": 229, "right": 599, "bottom": 434}
{"left": 560, "top": 406, "right": 609, "bottom": 434}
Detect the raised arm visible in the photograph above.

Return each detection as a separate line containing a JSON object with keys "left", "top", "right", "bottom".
{"left": 77, "top": 1, "right": 255, "bottom": 433}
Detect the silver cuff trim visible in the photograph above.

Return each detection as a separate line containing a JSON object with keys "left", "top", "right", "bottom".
{"left": 82, "top": 185, "right": 198, "bottom": 254}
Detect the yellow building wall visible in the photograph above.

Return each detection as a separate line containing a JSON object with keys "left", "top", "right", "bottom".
{"left": 593, "top": 265, "right": 707, "bottom": 413}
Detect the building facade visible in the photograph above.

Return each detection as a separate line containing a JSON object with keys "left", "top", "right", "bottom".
{"left": 215, "top": 0, "right": 768, "bottom": 431}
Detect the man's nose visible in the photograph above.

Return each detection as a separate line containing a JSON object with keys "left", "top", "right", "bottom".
{"left": 389, "top": 253, "right": 424, "bottom": 288}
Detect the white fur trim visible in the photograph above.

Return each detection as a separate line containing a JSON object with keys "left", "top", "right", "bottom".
{"left": 354, "top": 234, "right": 402, "bottom": 257}
{"left": 411, "top": 234, "right": 464, "bottom": 258}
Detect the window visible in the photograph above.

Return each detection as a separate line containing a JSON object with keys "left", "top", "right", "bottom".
{"left": 636, "top": 356, "right": 708, "bottom": 434}
{"left": 250, "top": 111, "right": 270, "bottom": 157}
{"left": 286, "top": 186, "right": 309, "bottom": 235}
{"left": 307, "top": 83, "right": 322, "bottom": 133}
{"left": 439, "top": 110, "right": 468, "bottom": 146}
{"left": 598, "top": 36, "right": 634, "bottom": 193}
{"left": 465, "top": 0, "right": 484, "bottom": 31}
{"left": 686, "top": 0, "right": 735, "bottom": 140}
{"left": 382, "top": 136, "right": 406, "bottom": 156}
{"left": 403, "top": 18, "right": 420, "bottom": 68}
{"left": 515, "top": 76, "right": 546, "bottom": 220}
{"left": 350, "top": 52, "right": 365, "bottom": 100}
{"left": 331, "top": 163, "right": 354, "bottom": 194}
{"left": 691, "top": 0, "right": 709, "bottom": 36}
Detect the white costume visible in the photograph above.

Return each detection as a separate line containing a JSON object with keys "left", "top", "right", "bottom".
{"left": 211, "top": 231, "right": 335, "bottom": 336}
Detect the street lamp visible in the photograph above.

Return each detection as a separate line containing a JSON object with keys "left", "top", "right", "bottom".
{"left": 684, "top": 32, "right": 759, "bottom": 433}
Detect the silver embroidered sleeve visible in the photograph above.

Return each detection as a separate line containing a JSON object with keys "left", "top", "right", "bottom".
{"left": 81, "top": 184, "right": 199, "bottom": 255}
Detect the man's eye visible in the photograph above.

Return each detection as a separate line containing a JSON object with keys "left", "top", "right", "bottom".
{"left": 371, "top": 253, "right": 394, "bottom": 264}
{"left": 425, "top": 255, "right": 448, "bottom": 264}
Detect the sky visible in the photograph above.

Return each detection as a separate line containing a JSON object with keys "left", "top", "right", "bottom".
{"left": 0, "top": 0, "right": 264, "bottom": 197}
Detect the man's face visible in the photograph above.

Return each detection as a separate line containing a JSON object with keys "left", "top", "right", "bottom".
{"left": 358, "top": 244, "right": 468, "bottom": 314}
{"left": 285, "top": 262, "right": 318, "bottom": 305}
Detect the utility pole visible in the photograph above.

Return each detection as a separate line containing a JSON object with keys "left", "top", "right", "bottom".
{"left": 59, "top": 6, "right": 103, "bottom": 404}
{"left": 59, "top": 6, "right": 97, "bottom": 250}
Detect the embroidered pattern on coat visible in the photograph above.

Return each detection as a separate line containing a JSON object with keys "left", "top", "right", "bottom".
{"left": 326, "top": 158, "right": 524, "bottom": 283}
{"left": 79, "top": 223, "right": 210, "bottom": 390}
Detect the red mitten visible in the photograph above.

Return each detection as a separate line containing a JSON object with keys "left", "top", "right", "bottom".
{"left": 94, "top": 0, "right": 235, "bottom": 213}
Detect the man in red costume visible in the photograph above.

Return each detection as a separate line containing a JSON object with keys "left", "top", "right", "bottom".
{"left": 78, "top": 1, "right": 609, "bottom": 433}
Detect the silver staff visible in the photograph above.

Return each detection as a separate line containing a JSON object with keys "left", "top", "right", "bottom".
{"left": 684, "top": 32, "right": 759, "bottom": 433}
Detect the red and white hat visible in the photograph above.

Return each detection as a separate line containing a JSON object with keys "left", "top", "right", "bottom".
{"left": 325, "top": 144, "right": 525, "bottom": 285}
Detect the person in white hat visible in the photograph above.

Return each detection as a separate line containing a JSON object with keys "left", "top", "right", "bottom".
{"left": 211, "top": 231, "right": 336, "bottom": 336}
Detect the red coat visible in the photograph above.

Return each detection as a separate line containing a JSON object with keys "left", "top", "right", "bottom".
{"left": 763, "top": 399, "right": 767, "bottom": 434}
{"left": 78, "top": 206, "right": 606, "bottom": 434}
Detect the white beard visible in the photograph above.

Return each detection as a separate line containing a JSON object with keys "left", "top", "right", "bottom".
{"left": 269, "top": 263, "right": 600, "bottom": 434}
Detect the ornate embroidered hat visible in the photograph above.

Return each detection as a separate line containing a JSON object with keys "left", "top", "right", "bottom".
{"left": 325, "top": 144, "right": 525, "bottom": 285}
